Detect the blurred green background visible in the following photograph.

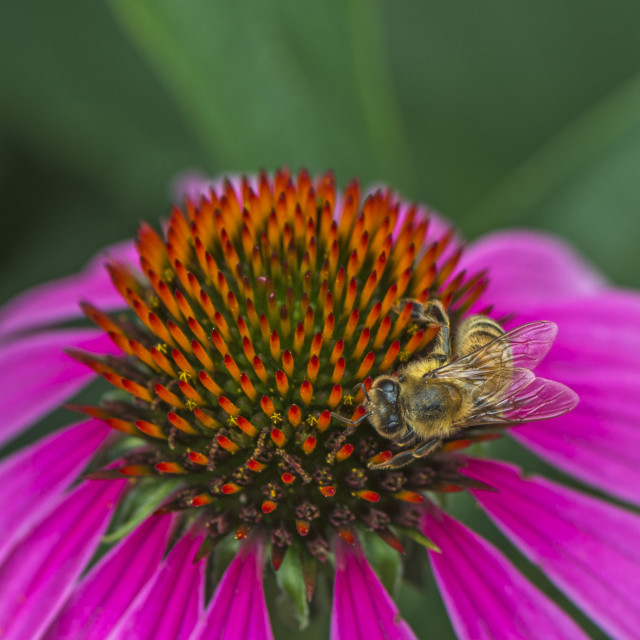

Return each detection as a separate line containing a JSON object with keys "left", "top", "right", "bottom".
{"left": 1, "top": 1, "right": 639, "bottom": 637}
{"left": 3, "top": 0, "right": 640, "bottom": 304}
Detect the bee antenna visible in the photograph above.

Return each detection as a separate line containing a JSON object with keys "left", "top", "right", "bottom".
{"left": 330, "top": 412, "right": 353, "bottom": 425}
{"left": 352, "top": 382, "right": 370, "bottom": 401}
{"left": 330, "top": 411, "right": 371, "bottom": 427}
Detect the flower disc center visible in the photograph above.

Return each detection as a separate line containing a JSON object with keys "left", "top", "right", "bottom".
{"left": 79, "top": 169, "right": 490, "bottom": 562}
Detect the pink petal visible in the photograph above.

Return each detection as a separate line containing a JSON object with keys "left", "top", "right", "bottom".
{"left": 0, "top": 329, "right": 119, "bottom": 446}
{"left": 44, "top": 515, "right": 174, "bottom": 640}
{"left": 106, "top": 529, "right": 204, "bottom": 640}
{"left": 423, "top": 503, "right": 588, "bottom": 640}
{"left": 508, "top": 292, "right": 640, "bottom": 504}
{"left": 512, "top": 287, "right": 640, "bottom": 334}
{"left": 171, "top": 170, "right": 215, "bottom": 201}
{"left": 171, "top": 171, "right": 250, "bottom": 204}
{"left": 461, "top": 231, "right": 605, "bottom": 316}
{"left": 331, "top": 537, "right": 417, "bottom": 640}
{"left": 512, "top": 290, "right": 640, "bottom": 356}
{"left": 463, "top": 458, "right": 640, "bottom": 640}
{"left": 190, "top": 536, "right": 273, "bottom": 640}
{"left": 0, "top": 478, "right": 125, "bottom": 640}
{"left": 0, "top": 419, "right": 110, "bottom": 564}
{"left": 0, "top": 240, "right": 136, "bottom": 342}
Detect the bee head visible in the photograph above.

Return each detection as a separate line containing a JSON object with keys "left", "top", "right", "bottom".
{"left": 370, "top": 377, "right": 400, "bottom": 404}
{"left": 366, "top": 376, "right": 405, "bottom": 438}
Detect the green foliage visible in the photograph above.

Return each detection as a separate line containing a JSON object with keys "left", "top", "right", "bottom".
{"left": 2, "top": 1, "right": 640, "bottom": 301}
{"left": 275, "top": 547, "right": 311, "bottom": 631}
{"left": 102, "top": 477, "right": 181, "bottom": 544}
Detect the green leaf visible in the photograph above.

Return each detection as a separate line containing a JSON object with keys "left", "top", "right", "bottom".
{"left": 91, "top": 436, "right": 146, "bottom": 468}
{"left": 275, "top": 548, "right": 310, "bottom": 631}
{"left": 398, "top": 526, "right": 441, "bottom": 554}
{"left": 525, "top": 122, "right": 640, "bottom": 288}
{"left": 102, "top": 478, "right": 181, "bottom": 544}
{"left": 465, "top": 72, "right": 640, "bottom": 235}
{"left": 106, "top": 0, "right": 408, "bottom": 187}
{"left": 0, "top": 2, "right": 198, "bottom": 206}
{"left": 211, "top": 534, "right": 241, "bottom": 586}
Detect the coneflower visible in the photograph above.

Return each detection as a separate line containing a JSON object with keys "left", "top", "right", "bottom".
{"left": 0, "top": 169, "right": 639, "bottom": 639}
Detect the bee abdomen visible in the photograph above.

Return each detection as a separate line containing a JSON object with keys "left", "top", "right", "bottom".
{"left": 455, "top": 315, "right": 505, "bottom": 358}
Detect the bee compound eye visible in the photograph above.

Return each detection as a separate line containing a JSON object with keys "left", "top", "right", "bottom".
{"left": 383, "top": 419, "right": 400, "bottom": 435}
{"left": 377, "top": 379, "right": 399, "bottom": 395}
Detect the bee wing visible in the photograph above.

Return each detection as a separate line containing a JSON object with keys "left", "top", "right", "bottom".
{"left": 429, "top": 321, "right": 558, "bottom": 382}
{"left": 424, "top": 320, "right": 575, "bottom": 429}
{"left": 449, "top": 368, "right": 579, "bottom": 429}
{"left": 497, "top": 376, "right": 579, "bottom": 422}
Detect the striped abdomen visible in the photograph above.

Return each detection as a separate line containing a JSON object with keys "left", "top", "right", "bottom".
{"left": 455, "top": 315, "right": 505, "bottom": 358}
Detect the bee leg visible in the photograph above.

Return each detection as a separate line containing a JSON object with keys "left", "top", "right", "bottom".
{"left": 411, "top": 437, "right": 440, "bottom": 460}
{"left": 368, "top": 428, "right": 419, "bottom": 470}
{"left": 369, "top": 449, "right": 417, "bottom": 470}
{"left": 417, "top": 300, "right": 451, "bottom": 364}
{"left": 395, "top": 429, "right": 418, "bottom": 447}
{"left": 369, "top": 437, "right": 441, "bottom": 471}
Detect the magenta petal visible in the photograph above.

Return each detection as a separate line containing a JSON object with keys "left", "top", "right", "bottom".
{"left": 461, "top": 231, "right": 604, "bottom": 315}
{"left": 514, "top": 290, "right": 640, "bottom": 354}
{"left": 172, "top": 170, "right": 215, "bottom": 201}
{"left": 44, "top": 515, "right": 174, "bottom": 640}
{"left": 0, "top": 240, "right": 136, "bottom": 341}
{"left": 423, "top": 503, "right": 588, "bottom": 640}
{"left": 463, "top": 458, "right": 640, "bottom": 640}
{"left": 106, "top": 529, "right": 204, "bottom": 640}
{"left": 0, "top": 419, "right": 109, "bottom": 564}
{"left": 190, "top": 536, "right": 273, "bottom": 640}
{"left": 171, "top": 171, "right": 250, "bottom": 204}
{"left": 513, "top": 292, "right": 640, "bottom": 373}
{"left": 0, "top": 329, "right": 118, "bottom": 446}
{"left": 0, "top": 479, "right": 125, "bottom": 640}
{"left": 508, "top": 292, "right": 640, "bottom": 504}
{"left": 331, "top": 537, "right": 417, "bottom": 640}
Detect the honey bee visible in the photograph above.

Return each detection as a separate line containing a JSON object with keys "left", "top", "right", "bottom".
{"left": 361, "top": 299, "right": 578, "bottom": 470}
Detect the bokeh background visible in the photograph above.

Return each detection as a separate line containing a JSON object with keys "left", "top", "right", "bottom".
{"left": 2, "top": 1, "right": 639, "bottom": 638}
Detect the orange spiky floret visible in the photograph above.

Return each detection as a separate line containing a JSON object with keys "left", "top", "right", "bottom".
{"left": 354, "top": 352, "right": 376, "bottom": 380}
{"left": 167, "top": 412, "right": 199, "bottom": 435}
{"left": 135, "top": 420, "right": 167, "bottom": 440}
{"left": 188, "top": 451, "right": 209, "bottom": 465}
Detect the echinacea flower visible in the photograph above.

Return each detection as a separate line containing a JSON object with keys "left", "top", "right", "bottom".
{"left": 1, "top": 168, "right": 639, "bottom": 639}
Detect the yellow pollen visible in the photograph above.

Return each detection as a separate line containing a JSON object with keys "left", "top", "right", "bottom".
{"left": 398, "top": 350, "right": 410, "bottom": 362}
{"left": 270, "top": 412, "right": 283, "bottom": 424}
{"left": 185, "top": 399, "right": 198, "bottom": 411}
{"left": 154, "top": 342, "right": 168, "bottom": 353}
{"left": 228, "top": 416, "right": 238, "bottom": 426}
{"left": 178, "top": 370, "right": 192, "bottom": 382}
{"left": 305, "top": 415, "right": 318, "bottom": 426}
{"left": 343, "top": 394, "right": 355, "bottom": 405}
